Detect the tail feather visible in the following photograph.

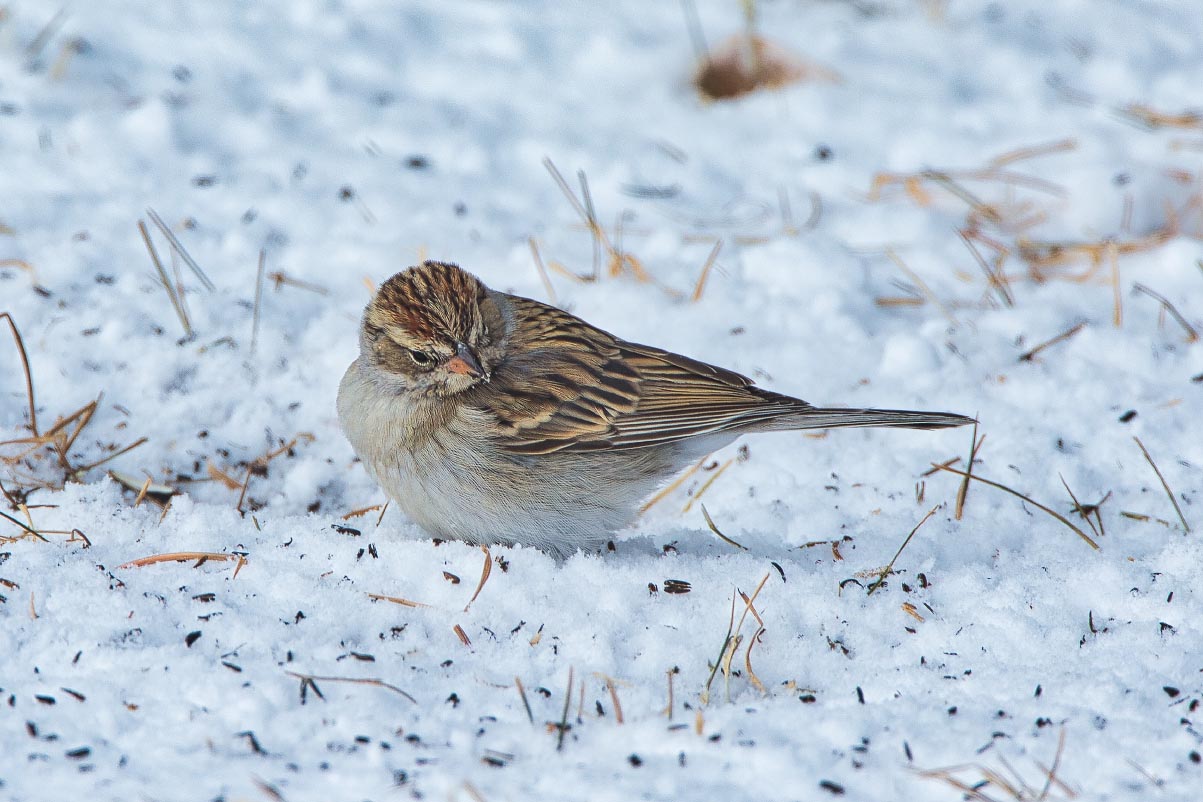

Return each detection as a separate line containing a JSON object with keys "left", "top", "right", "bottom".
{"left": 762, "top": 407, "right": 975, "bottom": 432}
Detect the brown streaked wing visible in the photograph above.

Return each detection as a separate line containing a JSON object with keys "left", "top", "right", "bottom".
{"left": 471, "top": 294, "right": 812, "bottom": 455}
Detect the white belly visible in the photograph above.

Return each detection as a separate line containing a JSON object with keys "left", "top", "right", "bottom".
{"left": 337, "top": 358, "right": 689, "bottom": 556}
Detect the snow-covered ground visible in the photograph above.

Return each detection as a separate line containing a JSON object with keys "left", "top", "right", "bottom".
{"left": 2, "top": 1, "right": 1202, "bottom": 799}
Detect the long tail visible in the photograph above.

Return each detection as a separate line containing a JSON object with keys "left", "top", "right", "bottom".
{"left": 762, "top": 406, "right": 975, "bottom": 432}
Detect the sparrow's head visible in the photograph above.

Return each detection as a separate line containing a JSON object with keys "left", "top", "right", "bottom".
{"left": 361, "top": 261, "right": 506, "bottom": 395}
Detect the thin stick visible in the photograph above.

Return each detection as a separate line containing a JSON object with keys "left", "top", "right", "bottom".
{"left": 744, "top": 627, "right": 767, "bottom": 694}
{"left": 690, "top": 239, "right": 723, "bottom": 302}
{"left": 1133, "top": 437, "right": 1190, "bottom": 533}
{"left": 366, "top": 592, "right": 431, "bottom": 608}
{"left": 1132, "top": 283, "right": 1199, "bottom": 342}
{"left": 1059, "top": 474, "right": 1101, "bottom": 540}
{"left": 600, "top": 675, "right": 624, "bottom": 724}
{"left": 682, "top": 458, "right": 733, "bottom": 513}
{"left": 955, "top": 421, "right": 982, "bottom": 520}
{"left": 528, "top": 237, "right": 557, "bottom": 304}
{"left": 885, "top": 249, "right": 956, "bottom": 325}
{"left": 463, "top": 545, "right": 492, "bottom": 612}
{"left": 1037, "top": 727, "right": 1068, "bottom": 801}
{"left": 932, "top": 464, "right": 1099, "bottom": 549}
{"left": 138, "top": 221, "right": 192, "bottom": 337}
{"left": 702, "top": 595, "right": 736, "bottom": 704}
{"left": 699, "top": 504, "right": 748, "bottom": 550}
{"left": 1107, "top": 240, "right": 1122, "bottom": 327}
{"left": 72, "top": 436, "right": 148, "bottom": 475}
{"left": 0, "top": 509, "right": 49, "bottom": 540}
{"left": 556, "top": 666, "right": 574, "bottom": 751}
{"left": 1, "top": 313, "right": 38, "bottom": 435}
{"left": 640, "top": 455, "right": 707, "bottom": 513}
{"left": 665, "top": 669, "right": 675, "bottom": 720}
{"left": 269, "top": 271, "right": 330, "bottom": 295}
{"left": 1018, "top": 322, "right": 1087, "bottom": 362}
{"left": 578, "top": 171, "right": 601, "bottom": 281}
{"left": 236, "top": 466, "right": 253, "bottom": 515}
{"left": 921, "top": 456, "right": 961, "bottom": 477}
{"left": 988, "top": 138, "right": 1078, "bottom": 168}
{"left": 284, "top": 671, "right": 415, "bottom": 704}
{"left": 514, "top": 677, "right": 534, "bottom": 724}
{"left": 866, "top": 505, "right": 940, "bottom": 595}
{"left": 959, "top": 229, "right": 1013, "bottom": 307}
{"left": 146, "top": 208, "right": 215, "bottom": 290}
{"left": 117, "top": 551, "right": 247, "bottom": 573}
{"left": 251, "top": 248, "right": 266, "bottom": 353}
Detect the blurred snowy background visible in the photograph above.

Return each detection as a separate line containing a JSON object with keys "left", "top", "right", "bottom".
{"left": 1, "top": 1, "right": 1201, "bottom": 800}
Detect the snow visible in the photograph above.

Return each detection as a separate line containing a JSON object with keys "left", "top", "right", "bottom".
{"left": 2, "top": 1, "right": 1202, "bottom": 800}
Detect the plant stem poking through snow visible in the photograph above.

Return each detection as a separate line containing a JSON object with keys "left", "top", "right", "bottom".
{"left": 699, "top": 504, "right": 748, "bottom": 551}
{"left": 866, "top": 505, "right": 941, "bottom": 596}
{"left": 284, "top": 671, "right": 415, "bottom": 704}
{"left": 932, "top": 463, "right": 1100, "bottom": 549}
{"left": 1132, "top": 437, "right": 1190, "bottom": 533}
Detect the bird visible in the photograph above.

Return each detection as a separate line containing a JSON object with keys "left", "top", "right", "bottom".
{"left": 337, "top": 260, "right": 973, "bottom": 557}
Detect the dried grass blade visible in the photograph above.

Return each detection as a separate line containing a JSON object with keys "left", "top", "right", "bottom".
{"left": 146, "top": 208, "right": 215, "bottom": 290}
{"left": 251, "top": 248, "right": 266, "bottom": 353}
{"left": 138, "top": 221, "right": 192, "bottom": 337}
{"left": 690, "top": 239, "right": 723, "bottom": 302}
{"left": 744, "top": 627, "right": 767, "bottom": 694}
{"left": 932, "top": 463, "right": 1099, "bottom": 549}
{"left": 885, "top": 249, "right": 956, "bottom": 325}
{"left": 699, "top": 504, "right": 748, "bottom": 551}
{"left": 956, "top": 424, "right": 984, "bottom": 520}
{"left": 463, "top": 545, "right": 492, "bottom": 612}
{"left": 682, "top": 457, "right": 733, "bottom": 513}
{"left": 366, "top": 592, "right": 430, "bottom": 608}
{"left": 1018, "top": 322, "right": 1087, "bottom": 362}
{"left": 118, "top": 551, "right": 244, "bottom": 569}
{"left": 866, "top": 505, "right": 940, "bottom": 595}
{"left": 284, "top": 671, "right": 415, "bottom": 703}
{"left": 1132, "top": 282, "right": 1199, "bottom": 342}
{"left": 528, "top": 237, "right": 557, "bottom": 304}
{"left": 1133, "top": 437, "right": 1190, "bottom": 533}
{"left": 1, "top": 313, "right": 38, "bottom": 435}
{"left": 514, "top": 677, "right": 534, "bottom": 724}
{"left": 640, "top": 455, "right": 708, "bottom": 513}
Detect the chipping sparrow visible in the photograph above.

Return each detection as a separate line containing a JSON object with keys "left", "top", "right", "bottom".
{"left": 337, "top": 261, "right": 972, "bottom": 557}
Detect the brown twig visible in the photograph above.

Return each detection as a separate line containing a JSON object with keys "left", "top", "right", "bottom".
{"left": 284, "top": 671, "right": 415, "bottom": 704}
{"left": 885, "top": 249, "right": 956, "bottom": 325}
{"left": 699, "top": 504, "right": 748, "bottom": 551}
{"left": 932, "top": 463, "right": 1099, "bottom": 549}
{"left": 146, "top": 208, "right": 215, "bottom": 290}
{"left": 682, "top": 458, "right": 734, "bottom": 513}
{"left": 1018, "top": 322, "right": 1087, "bottom": 362}
{"left": 251, "top": 248, "right": 266, "bottom": 353}
{"left": 528, "top": 237, "right": 557, "bottom": 304}
{"left": 1058, "top": 474, "right": 1101, "bottom": 541}
{"left": 118, "top": 551, "right": 247, "bottom": 577}
{"left": 866, "top": 505, "right": 940, "bottom": 595}
{"left": 464, "top": 545, "right": 493, "bottom": 612}
{"left": 640, "top": 455, "right": 708, "bottom": 513}
{"left": 690, "top": 240, "right": 724, "bottom": 302}
{"left": 366, "top": 592, "right": 430, "bottom": 608}
{"left": 514, "top": 677, "right": 534, "bottom": 724}
{"left": 1131, "top": 283, "right": 1199, "bottom": 342}
{"left": 138, "top": 220, "right": 192, "bottom": 338}
{"left": 955, "top": 421, "right": 983, "bottom": 520}
{"left": 1, "top": 313, "right": 38, "bottom": 436}
{"left": 1133, "top": 437, "right": 1190, "bottom": 533}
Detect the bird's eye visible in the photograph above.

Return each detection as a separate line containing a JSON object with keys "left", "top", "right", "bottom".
{"left": 408, "top": 350, "right": 433, "bottom": 366}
